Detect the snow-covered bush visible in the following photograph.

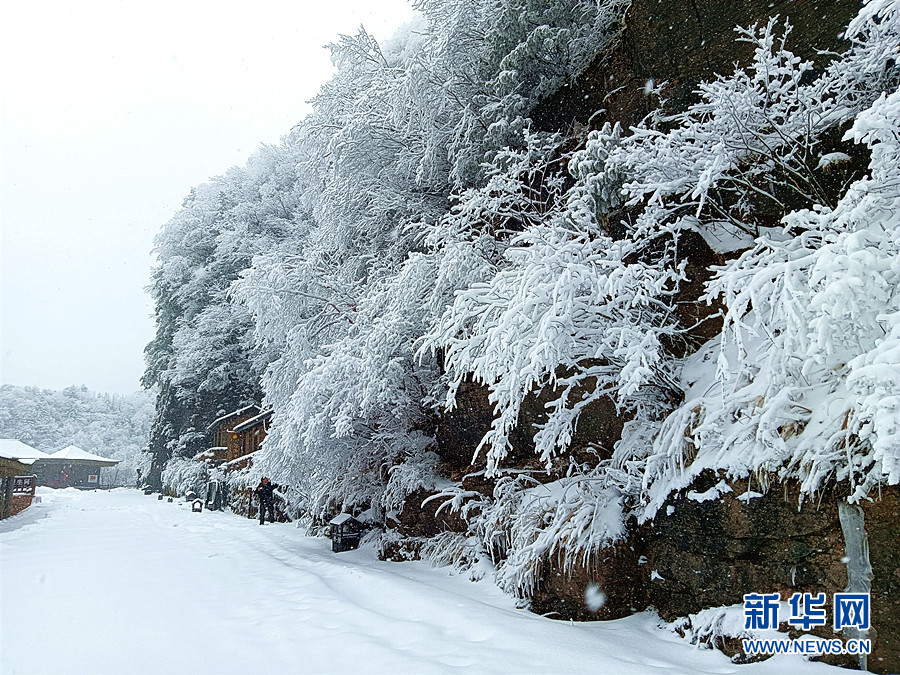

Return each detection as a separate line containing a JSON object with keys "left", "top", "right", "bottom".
{"left": 160, "top": 456, "right": 208, "bottom": 497}
{"left": 599, "top": 5, "right": 898, "bottom": 523}
{"left": 669, "top": 87, "right": 900, "bottom": 507}
{"left": 430, "top": 218, "right": 684, "bottom": 474}
{"left": 431, "top": 3, "right": 900, "bottom": 515}
{"left": 414, "top": 3, "right": 900, "bottom": 601}
{"left": 382, "top": 450, "right": 447, "bottom": 513}
{"left": 419, "top": 531, "right": 489, "bottom": 578}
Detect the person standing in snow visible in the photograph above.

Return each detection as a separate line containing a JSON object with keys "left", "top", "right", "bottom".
{"left": 254, "top": 477, "right": 279, "bottom": 525}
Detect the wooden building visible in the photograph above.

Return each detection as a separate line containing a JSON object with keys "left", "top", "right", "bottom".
{"left": 228, "top": 409, "right": 272, "bottom": 464}
{"left": 204, "top": 405, "right": 275, "bottom": 516}
{"left": 0, "top": 439, "right": 50, "bottom": 465}
{"left": 205, "top": 405, "right": 272, "bottom": 472}
{"left": 0, "top": 456, "right": 33, "bottom": 519}
{"left": 208, "top": 405, "right": 261, "bottom": 452}
{"left": 0, "top": 455, "right": 30, "bottom": 479}
{"left": 37, "top": 445, "right": 119, "bottom": 488}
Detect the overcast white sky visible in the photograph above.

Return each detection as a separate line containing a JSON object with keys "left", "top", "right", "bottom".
{"left": 0, "top": 0, "right": 415, "bottom": 394}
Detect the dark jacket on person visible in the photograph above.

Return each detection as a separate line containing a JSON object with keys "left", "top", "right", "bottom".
{"left": 254, "top": 482, "right": 278, "bottom": 505}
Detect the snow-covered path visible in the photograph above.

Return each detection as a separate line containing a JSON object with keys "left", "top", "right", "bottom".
{"left": 2, "top": 489, "right": 835, "bottom": 675}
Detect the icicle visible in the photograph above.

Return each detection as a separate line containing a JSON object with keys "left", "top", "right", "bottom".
{"left": 838, "top": 502, "right": 873, "bottom": 671}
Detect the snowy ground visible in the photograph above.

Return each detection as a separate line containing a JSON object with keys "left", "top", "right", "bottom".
{"left": 1, "top": 489, "right": 840, "bottom": 675}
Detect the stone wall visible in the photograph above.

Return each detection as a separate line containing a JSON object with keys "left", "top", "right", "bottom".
{"left": 533, "top": 0, "right": 862, "bottom": 133}
{"left": 527, "top": 476, "right": 900, "bottom": 673}
{"left": 9, "top": 494, "right": 34, "bottom": 517}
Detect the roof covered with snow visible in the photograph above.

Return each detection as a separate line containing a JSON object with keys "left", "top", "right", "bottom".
{"left": 47, "top": 445, "right": 119, "bottom": 465}
{"left": 231, "top": 409, "right": 273, "bottom": 433}
{"left": 0, "top": 439, "right": 51, "bottom": 464}
{"left": 225, "top": 450, "right": 259, "bottom": 467}
{"left": 207, "top": 404, "right": 261, "bottom": 430}
{"left": 329, "top": 513, "right": 359, "bottom": 526}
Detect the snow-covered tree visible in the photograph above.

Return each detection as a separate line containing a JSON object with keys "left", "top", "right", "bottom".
{"left": 142, "top": 144, "right": 301, "bottom": 488}
{"left": 424, "top": 0, "right": 900, "bottom": 596}
{"left": 231, "top": 0, "right": 631, "bottom": 517}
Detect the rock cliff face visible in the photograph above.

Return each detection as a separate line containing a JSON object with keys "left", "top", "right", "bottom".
{"left": 527, "top": 480, "right": 900, "bottom": 672}
{"left": 412, "top": 0, "right": 900, "bottom": 672}
{"left": 646, "top": 477, "right": 848, "bottom": 621}
{"left": 864, "top": 489, "right": 900, "bottom": 673}
{"left": 435, "top": 379, "right": 626, "bottom": 482}
{"left": 533, "top": 0, "right": 862, "bottom": 133}
{"left": 525, "top": 480, "right": 900, "bottom": 671}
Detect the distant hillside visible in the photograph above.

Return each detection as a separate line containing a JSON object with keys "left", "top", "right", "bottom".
{"left": 0, "top": 384, "right": 154, "bottom": 486}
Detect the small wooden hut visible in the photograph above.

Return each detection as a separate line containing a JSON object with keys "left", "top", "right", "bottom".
{"left": 208, "top": 405, "right": 261, "bottom": 452}
{"left": 228, "top": 409, "right": 273, "bottom": 463}
{"left": 38, "top": 445, "right": 119, "bottom": 488}
{"left": 0, "top": 457, "right": 32, "bottom": 519}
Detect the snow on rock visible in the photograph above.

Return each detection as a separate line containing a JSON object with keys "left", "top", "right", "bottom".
{"left": 673, "top": 602, "right": 790, "bottom": 650}
{"left": 680, "top": 216, "right": 756, "bottom": 254}
{"left": 687, "top": 480, "right": 732, "bottom": 503}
